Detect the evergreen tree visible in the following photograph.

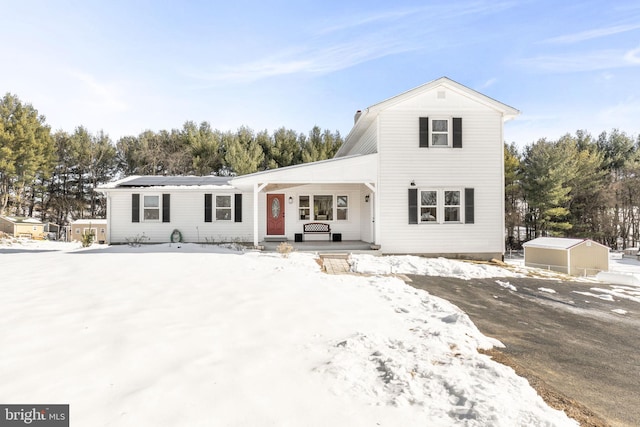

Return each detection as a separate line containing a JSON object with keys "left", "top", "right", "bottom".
{"left": 185, "top": 121, "right": 223, "bottom": 175}
{"left": 269, "top": 127, "right": 302, "bottom": 168}
{"left": 0, "top": 93, "right": 54, "bottom": 215}
{"left": 301, "top": 126, "right": 342, "bottom": 163}
{"left": 521, "top": 139, "right": 575, "bottom": 237}
{"left": 504, "top": 143, "right": 523, "bottom": 248}
{"left": 223, "top": 127, "right": 264, "bottom": 176}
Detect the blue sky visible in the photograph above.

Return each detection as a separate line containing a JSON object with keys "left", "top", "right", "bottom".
{"left": 2, "top": 0, "right": 639, "bottom": 147}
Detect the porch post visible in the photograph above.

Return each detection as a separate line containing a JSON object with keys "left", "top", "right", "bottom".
{"left": 364, "top": 182, "right": 379, "bottom": 246}
{"left": 253, "top": 183, "right": 259, "bottom": 247}
{"left": 253, "top": 182, "right": 268, "bottom": 247}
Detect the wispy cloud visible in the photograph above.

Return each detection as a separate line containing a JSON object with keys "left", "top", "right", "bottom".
{"left": 68, "top": 70, "right": 128, "bottom": 112}
{"left": 186, "top": 1, "right": 517, "bottom": 84}
{"left": 478, "top": 78, "right": 498, "bottom": 89}
{"left": 516, "top": 46, "right": 640, "bottom": 73}
{"left": 542, "top": 23, "right": 640, "bottom": 44}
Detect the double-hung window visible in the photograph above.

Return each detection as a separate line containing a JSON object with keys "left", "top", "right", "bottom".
{"left": 419, "top": 117, "right": 462, "bottom": 148}
{"left": 216, "top": 195, "right": 232, "bottom": 220}
{"left": 337, "top": 196, "right": 348, "bottom": 220}
{"left": 143, "top": 195, "right": 160, "bottom": 221}
{"left": 431, "top": 119, "right": 449, "bottom": 146}
{"left": 299, "top": 196, "right": 310, "bottom": 220}
{"left": 418, "top": 189, "right": 463, "bottom": 223}
{"left": 420, "top": 191, "right": 437, "bottom": 222}
{"left": 444, "top": 190, "right": 461, "bottom": 222}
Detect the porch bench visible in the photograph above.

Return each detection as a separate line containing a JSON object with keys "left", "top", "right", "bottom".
{"left": 302, "top": 222, "right": 331, "bottom": 241}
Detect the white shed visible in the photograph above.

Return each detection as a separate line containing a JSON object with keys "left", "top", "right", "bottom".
{"left": 523, "top": 237, "right": 609, "bottom": 276}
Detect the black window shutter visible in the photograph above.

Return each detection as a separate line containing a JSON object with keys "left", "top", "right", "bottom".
{"left": 132, "top": 194, "right": 140, "bottom": 223}
{"left": 204, "top": 194, "right": 212, "bottom": 223}
{"left": 419, "top": 117, "right": 429, "bottom": 147}
{"left": 234, "top": 194, "right": 242, "bottom": 222}
{"left": 162, "top": 194, "right": 170, "bottom": 223}
{"left": 465, "top": 188, "right": 474, "bottom": 224}
{"left": 453, "top": 117, "right": 462, "bottom": 148}
{"left": 408, "top": 188, "right": 418, "bottom": 224}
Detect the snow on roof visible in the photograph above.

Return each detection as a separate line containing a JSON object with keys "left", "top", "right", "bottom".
{"left": 98, "top": 175, "right": 232, "bottom": 190}
{"left": 523, "top": 237, "right": 606, "bottom": 250}
{"left": 1, "top": 216, "right": 43, "bottom": 224}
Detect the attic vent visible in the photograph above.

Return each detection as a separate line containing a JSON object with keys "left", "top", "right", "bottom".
{"left": 354, "top": 110, "right": 362, "bottom": 124}
{"left": 437, "top": 91, "right": 446, "bottom": 99}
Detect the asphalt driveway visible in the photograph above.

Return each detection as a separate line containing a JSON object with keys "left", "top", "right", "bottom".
{"left": 406, "top": 274, "right": 640, "bottom": 427}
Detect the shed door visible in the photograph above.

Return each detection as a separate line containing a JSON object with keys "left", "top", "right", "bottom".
{"left": 266, "top": 194, "right": 285, "bottom": 235}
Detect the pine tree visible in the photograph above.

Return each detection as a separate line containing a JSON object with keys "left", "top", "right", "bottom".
{"left": 504, "top": 143, "right": 523, "bottom": 248}
{"left": 0, "top": 93, "right": 54, "bottom": 216}
{"left": 521, "top": 139, "right": 575, "bottom": 237}
{"left": 223, "top": 127, "right": 265, "bottom": 176}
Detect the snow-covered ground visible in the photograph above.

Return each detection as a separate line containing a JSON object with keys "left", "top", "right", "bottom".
{"left": 0, "top": 239, "right": 577, "bottom": 426}
{"left": 352, "top": 253, "right": 640, "bottom": 311}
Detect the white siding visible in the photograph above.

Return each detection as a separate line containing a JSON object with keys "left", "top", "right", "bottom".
{"left": 376, "top": 87, "right": 505, "bottom": 256}
{"left": 107, "top": 189, "right": 253, "bottom": 244}
{"left": 258, "top": 184, "right": 365, "bottom": 241}
{"left": 347, "top": 122, "right": 378, "bottom": 156}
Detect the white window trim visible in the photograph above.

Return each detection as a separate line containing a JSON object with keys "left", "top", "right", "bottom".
{"left": 336, "top": 195, "right": 349, "bottom": 221}
{"left": 83, "top": 227, "right": 97, "bottom": 236}
{"left": 443, "top": 189, "right": 462, "bottom": 223}
{"left": 296, "top": 194, "right": 350, "bottom": 222}
{"left": 214, "top": 194, "right": 233, "bottom": 221}
{"left": 142, "top": 194, "right": 161, "bottom": 222}
{"left": 419, "top": 190, "right": 438, "bottom": 224}
{"left": 430, "top": 117, "right": 451, "bottom": 147}
{"left": 418, "top": 188, "right": 464, "bottom": 224}
{"left": 298, "top": 195, "right": 311, "bottom": 221}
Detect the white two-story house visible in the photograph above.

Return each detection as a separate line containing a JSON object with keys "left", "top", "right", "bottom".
{"left": 99, "top": 77, "right": 518, "bottom": 259}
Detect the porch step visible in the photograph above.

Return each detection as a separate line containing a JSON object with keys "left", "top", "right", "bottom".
{"left": 264, "top": 236, "right": 288, "bottom": 242}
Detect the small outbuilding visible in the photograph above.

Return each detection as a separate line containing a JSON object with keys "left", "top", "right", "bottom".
{"left": 0, "top": 215, "right": 45, "bottom": 239}
{"left": 523, "top": 237, "right": 609, "bottom": 276}
{"left": 68, "top": 219, "right": 108, "bottom": 244}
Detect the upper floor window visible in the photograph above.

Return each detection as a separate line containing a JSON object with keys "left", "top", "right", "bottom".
{"left": 431, "top": 119, "right": 449, "bottom": 146}
{"left": 419, "top": 117, "right": 462, "bottom": 148}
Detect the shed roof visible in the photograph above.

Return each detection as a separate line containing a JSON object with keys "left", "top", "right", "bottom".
{"left": 0, "top": 215, "right": 43, "bottom": 225}
{"left": 71, "top": 219, "right": 107, "bottom": 225}
{"left": 523, "top": 237, "right": 608, "bottom": 250}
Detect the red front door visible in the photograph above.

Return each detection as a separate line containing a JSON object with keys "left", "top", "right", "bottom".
{"left": 266, "top": 194, "right": 285, "bottom": 235}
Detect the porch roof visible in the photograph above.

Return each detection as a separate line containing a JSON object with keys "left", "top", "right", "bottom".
{"left": 230, "top": 153, "right": 377, "bottom": 190}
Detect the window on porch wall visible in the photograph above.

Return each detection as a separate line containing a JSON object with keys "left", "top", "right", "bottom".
{"left": 337, "top": 195, "right": 348, "bottom": 220}
{"left": 314, "top": 195, "right": 333, "bottom": 221}
{"left": 299, "top": 196, "right": 310, "bottom": 220}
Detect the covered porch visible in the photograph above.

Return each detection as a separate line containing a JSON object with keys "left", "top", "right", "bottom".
{"left": 230, "top": 154, "right": 380, "bottom": 249}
